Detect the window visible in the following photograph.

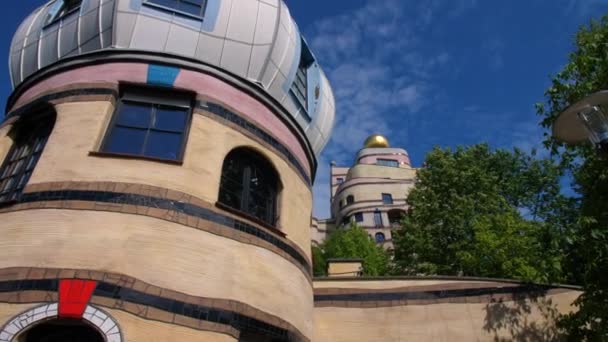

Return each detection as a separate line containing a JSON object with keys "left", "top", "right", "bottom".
{"left": 375, "top": 232, "right": 386, "bottom": 243}
{"left": 354, "top": 212, "right": 364, "bottom": 222}
{"left": 339, "top": 200, "right": 344, "bottom": 209}
{"left": 144, "top": 0, "right": 208, "bottom": 18}
{"left": 342, "top": 216, "right": 350, "bottom": 226}
{"left": 336, "top": 177, "right": 344, "bottom": 184}
{"left": 377, "top": 159, "right": 399, "bottom": 167}
{"left": 290, "top": 39, "right": 315, "bottom": 119}
{"left": 0, "top": 111, "right": 55, "bottom": 203}
{"left": 382, "top": 193, "right": 393, "bottom": 204}
{"left": 373, "top": 209, "right": 383, "bottom": 227}
{"left": 101, "top": 89, "right": 192, "bottom": 162}
{"left": 388, "top": 209, "right": 405, "bottom": 227}
{"left": 218, "top": 148, "right": 280, "bottom": 226}
{"left": 45, "top": 0, "right": 81, "bottom": 25}
{"left": 346, "top": 195, "right": 354, "bottom": 205}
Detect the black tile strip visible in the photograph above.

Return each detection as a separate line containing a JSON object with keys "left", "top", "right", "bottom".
{"left": 17, "top": 190, "right": 310, "bottom": 275}
{"left": 314, "top": 285, "right": 550, "bottom": 303}
{"left": 0, "top": 278, "right": 295, "bottom": 341}
{"left": 200, "top": 101, "right": 312, "bottom": 186}
{"left": 5, "top": 88, "right": 118, "bottom": 121}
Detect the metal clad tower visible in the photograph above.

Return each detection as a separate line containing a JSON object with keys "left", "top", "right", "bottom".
{"left": 0, "top": 0, "right": 335, "bottom": 341}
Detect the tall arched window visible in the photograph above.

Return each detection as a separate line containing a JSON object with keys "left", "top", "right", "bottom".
{"left": 0, "top": 110, "right": 56, "bottom": 203}
{"left": 375, "top": 232, "right": 386, "bottom": 243}
{"left": 218, "top": 148, "right": 280, "bottom": 226}
{"left": 346, "top": 195, "right": 354, "bottom": 205}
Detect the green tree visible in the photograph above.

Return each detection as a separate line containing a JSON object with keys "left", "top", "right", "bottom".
{"left": 536, "top": 15, "right": 608, "bottom": 340}
{"left": 319, "top": 224, "right": 390, "bottom": 276}
{"left": 312, "top": 245, "right": 327, "bottom": 276}
{"left": 393, "top": 144, "right": 566, "bottom": 283}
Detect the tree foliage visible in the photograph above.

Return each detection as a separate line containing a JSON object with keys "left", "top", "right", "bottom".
{"left": 314, "top": 224, "right": 390, "bottom": 277}
{"left": 536, "top": 15, "right": 608, "bottom": 340}
{"left": 393, "top": 144, "right": 567, "bottom": 283}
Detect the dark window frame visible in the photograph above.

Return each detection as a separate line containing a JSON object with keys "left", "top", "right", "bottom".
{"left": 218, "top": 148, "right": 281, "bottom": 227}
{"left": 376, "top": 158, "right": 399, "bottom": 168}
{"left": 143, "top": 0, "right": 208, "bottom": 20}
{"left": 354, "top": 212, "right": 364, "bottom": 222}
{"left": 99, "top": 86, "right": 194, "bottom": 164}
{"left": 44, "top": 0, "right": 82, "bottom": 27}
{"left": 290, "top": 39, "right": 315, "bottom": 121}
{"left": 373, "top": 209, "right": 383, "bottom": 227}
{"left": 375, "top": 232, "right": 386, "bottom": 243}
{"left": 336, "top": 177, "right": 344, "bottom": 184}
{"left": 0, "top": 110, "right": 56, "bottom": 204}
{"left": 346, "top": 195, "right": 354, "bottom": 205}
{"left": 382, "top": 193, "right": 393, "bottom": 204}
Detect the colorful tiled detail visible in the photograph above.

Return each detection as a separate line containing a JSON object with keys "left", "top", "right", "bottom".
{"left": 59, "top": 279, "right": 98, "bottom": 319}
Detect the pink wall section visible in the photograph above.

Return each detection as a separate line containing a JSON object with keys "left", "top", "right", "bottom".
{"left": 10, "top": 63, "right": 311, "bottom": 179}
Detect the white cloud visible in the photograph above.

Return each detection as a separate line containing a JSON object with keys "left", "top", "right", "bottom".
{"left": 306, "top": 0, "right": 478, "bottom": 217}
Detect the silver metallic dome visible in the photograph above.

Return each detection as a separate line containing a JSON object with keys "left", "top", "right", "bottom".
{"left": 9, "top": 0, "right": 336, "bottom": 155}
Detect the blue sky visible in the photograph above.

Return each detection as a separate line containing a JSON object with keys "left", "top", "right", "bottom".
{"left": 2, "top": 1, "right": 608, "bottom": 218}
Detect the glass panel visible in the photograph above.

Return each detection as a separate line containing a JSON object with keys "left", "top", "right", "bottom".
{"left": 154, "top": 106, "right": 188, "bottom": 132}
{"left": 116, "top": 102, "right": 152, "bottom": 128}
{"left": 104, "top": 127, "right": 146, "bottom": 156}
{"left": 144, "top": 131, "right": 182, "bottom": 160}
{"left": 375, "top": 233, "right": 385, "bottom": 243}
{"left": 183, "top": 0, "right": 205, "bottom": 5}
{"left": 178, "top": 1, "right": 203, "bottom": 16}
{"left": 10, "top": 160, "right": 25, "bottom": 176}
{"left": 147, "top": 0, "right": 177, "bottom": 8}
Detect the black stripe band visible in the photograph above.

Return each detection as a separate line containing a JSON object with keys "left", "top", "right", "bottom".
{"left": 0, "top": 279, "right": 295, "bottom": 341}
{"left": 314, "top": 285, "right": 550, "bottom": 303}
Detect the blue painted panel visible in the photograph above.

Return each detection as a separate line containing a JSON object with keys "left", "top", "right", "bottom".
{"left": 147, "top": 64, "right": 181, "bottom": 86}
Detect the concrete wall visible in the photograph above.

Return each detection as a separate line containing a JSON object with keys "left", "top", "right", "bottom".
{"left": 313, "top": 279, "right": 581, "bottom": 342}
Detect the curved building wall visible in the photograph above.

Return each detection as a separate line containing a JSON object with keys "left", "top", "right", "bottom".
{"left": 0, "top": 58, "right": 316, "bottom": 340}
{"left": 329, "top": 154, "right": 417, "bottom": 247}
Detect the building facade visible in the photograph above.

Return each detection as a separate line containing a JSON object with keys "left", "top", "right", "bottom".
{"left": 0, "top": 1, "right": 580, "bottom": 341}
{"left": 323, "top": 135, "right": 416, "bottom": 249}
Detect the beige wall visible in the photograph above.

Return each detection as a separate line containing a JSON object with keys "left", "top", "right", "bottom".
{"left": 327, "top": 261, "right": 362, "bottom": 277}
{"left": 14, "top": 100, "right": 312, "bottom": 259}
{"left": 314, "top": 291, "right": 580, "bottom": 342}
{"left": 0, "top": 209, "right": 313, "bottom": 339}
{"left": 107, "top": 309, "right": 236, "bottom": 342}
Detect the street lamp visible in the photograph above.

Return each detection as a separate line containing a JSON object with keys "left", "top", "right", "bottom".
{"left": 553, "top": 91, "right": 608, "bottom": 155}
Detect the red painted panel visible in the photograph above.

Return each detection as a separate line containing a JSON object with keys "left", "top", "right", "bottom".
{"left": 58, "top": 279, "right": 97, "bottom": 319}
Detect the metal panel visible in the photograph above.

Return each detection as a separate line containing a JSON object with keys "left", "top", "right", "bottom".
{"left": 220, "top": 40, "right": 252, "bottom": 77}
{"left": 225, "top": 0, "right": 258, "bottom": 43}
{"left": 165, "top": 24, "right": 198, "bottom": 57}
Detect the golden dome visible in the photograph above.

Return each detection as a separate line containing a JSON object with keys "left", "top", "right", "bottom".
{"left": 363, "top": 134, "right": 390, "bottom": 148}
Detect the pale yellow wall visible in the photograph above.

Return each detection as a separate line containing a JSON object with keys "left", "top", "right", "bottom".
{"left": 19, "top": 101, "right": 312, "bottom": 258}
{"left": 107, "top": 309, "right": 236, "bottom": 342}
{"left": 327, "top": 262, "right": 362, "bottom": 277}
{"left": 0, "top": 209, "right": 313, "bottom": 339}
{"left": 314, "top": 291, "right": 580, "bottom": 342}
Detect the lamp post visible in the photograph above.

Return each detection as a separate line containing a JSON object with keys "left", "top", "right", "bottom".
{"left": 553, "top": 90, "right": 608, "bottom": 155}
